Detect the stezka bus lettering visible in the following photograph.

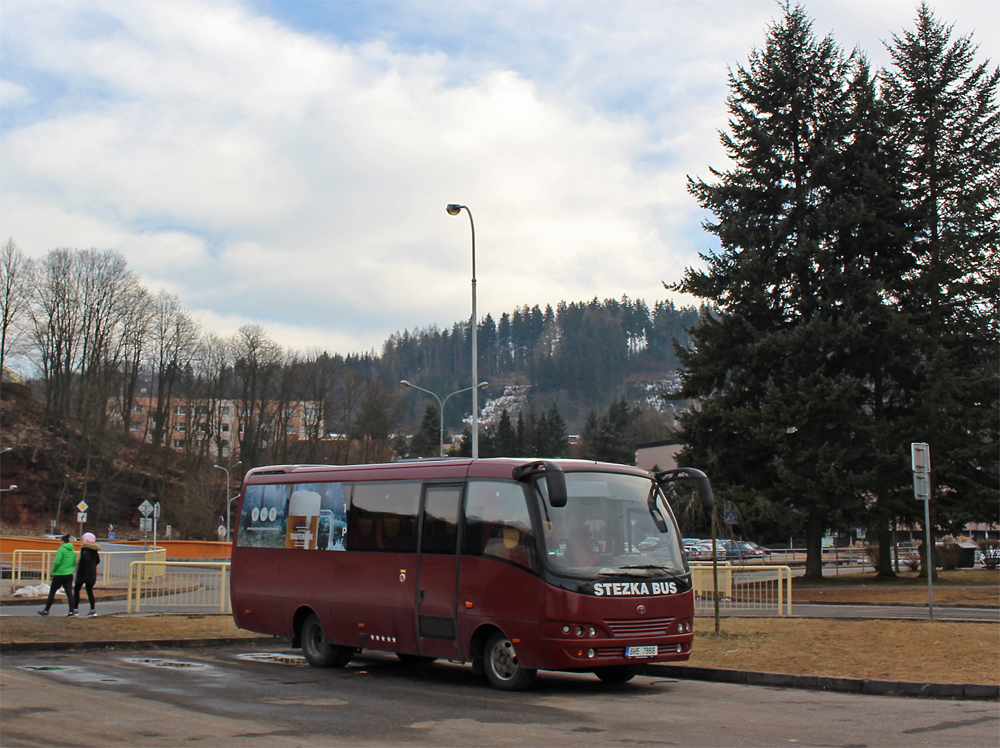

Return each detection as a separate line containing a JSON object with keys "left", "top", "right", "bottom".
{"left": 229, "top": 458, "right": 715, "bottom": 690}
{"left": 593, "top": 581, "right": 678, "bottom": 596}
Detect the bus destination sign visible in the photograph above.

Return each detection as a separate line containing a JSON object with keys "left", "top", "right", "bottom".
{"left": 593, "top": 581, "right": 678, "bottom": 597}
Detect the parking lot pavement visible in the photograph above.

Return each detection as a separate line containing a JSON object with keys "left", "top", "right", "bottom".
{"left": 2, "top": 645, "right": 996, "bottom": 747}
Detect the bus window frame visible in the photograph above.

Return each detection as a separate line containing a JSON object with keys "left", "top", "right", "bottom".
{"left": 462, "top": 478, "right": 543, "bottom": 575}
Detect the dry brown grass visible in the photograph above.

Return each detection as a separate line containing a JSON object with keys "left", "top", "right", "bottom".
{"left": 688, "top": 618, "right": 999, "bottom": 685}
{"left": 0, "top": 613, "right": 263, "bottom": 645}
{"left": 792, "top": 568, "right": 999, "bottom": 606}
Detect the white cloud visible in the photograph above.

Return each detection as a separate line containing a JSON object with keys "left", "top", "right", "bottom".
{"left": 2, "top": 0, "right": 996, "bottom": 353}
{"left": 0, "top": 79, "right": 33, "bottom": 107}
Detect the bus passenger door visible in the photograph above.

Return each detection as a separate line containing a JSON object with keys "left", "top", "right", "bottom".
{"left": 416, "top": 484, "right": 462, "bottom": 659}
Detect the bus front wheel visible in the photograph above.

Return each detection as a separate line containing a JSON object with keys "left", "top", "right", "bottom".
{"left": 594, "top": 664, "right": 641, "bottom": 684}
{"left": 483, "top": 631, "right": 536, "bottom": 691}
{"left": 301, "top": 613, "right": 353, "bottom": 668}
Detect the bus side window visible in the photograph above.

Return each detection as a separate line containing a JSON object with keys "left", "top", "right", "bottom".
{"left": 463, "top": 481, "right": 537, "bottom": 572}
{"left": 348, "top": 482, "right": 420, "bottom": 552}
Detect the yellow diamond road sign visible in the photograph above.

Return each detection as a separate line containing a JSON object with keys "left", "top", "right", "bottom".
{"left": 76, "top": 501, "right": 88, "bottom": 513}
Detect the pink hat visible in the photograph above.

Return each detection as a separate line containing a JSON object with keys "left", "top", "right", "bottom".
{"left": 82, "top": 532, "right": 96, "bottom": 543}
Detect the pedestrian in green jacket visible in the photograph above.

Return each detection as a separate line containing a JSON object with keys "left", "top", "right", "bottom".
{"left": 39, "top": 535, "right": 76, "bottom": 617}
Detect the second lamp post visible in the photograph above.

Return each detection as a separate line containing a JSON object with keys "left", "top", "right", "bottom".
{"left": 446, "top": 203, "right": 481, "bottom": 458}
{"left": 401, "top": 380, "right": 488, "bottom": 457}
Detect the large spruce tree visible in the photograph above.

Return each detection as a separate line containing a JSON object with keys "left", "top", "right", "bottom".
{"left": 673, "top": 4, "right": 878, "bottom": 578}
{"left": 881, "top": 4, "right": 999, "bottom": 540}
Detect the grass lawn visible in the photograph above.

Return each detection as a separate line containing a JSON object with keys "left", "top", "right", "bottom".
{"left": 792, "top": 568, "right": 999, "bottom": 606}
{"left": 687, "top": 617, "right": 998, "bottom": 685}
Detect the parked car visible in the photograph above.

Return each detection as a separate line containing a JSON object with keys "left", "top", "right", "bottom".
{"left": 691, "top": 539, "right": 751, "bottom": 561}
{"left": 738, "top": 542, "right": 765, "bottom": 559}
{"left": 682, "top": 539, "right": 703, "bottom": 558}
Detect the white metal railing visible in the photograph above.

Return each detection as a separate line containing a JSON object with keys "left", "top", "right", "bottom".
{"left": 690, "top": 562, "right": 793, "bottom": 615}
{"left": 12, "top": 547, "right": 166, "bottom": 588}
{"left": 126, "top": 561, "right": 230, "bottom": 613}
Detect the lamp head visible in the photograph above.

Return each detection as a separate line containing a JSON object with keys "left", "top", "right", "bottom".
{"left": 477, "top": 381, "right": 489, "bottom": 389}
{"left": 400, "top": 380, "right": 412, "bottom": 387}
{"left": 446, "top": 204, "right": 463, "bottom": 216}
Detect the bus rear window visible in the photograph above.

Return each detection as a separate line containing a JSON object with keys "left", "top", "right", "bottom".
{"left": 347, "top": 481, "right": 420, "bottom": 552}
{"left": 237, "top": 482, "right": 348, "bottom": 551}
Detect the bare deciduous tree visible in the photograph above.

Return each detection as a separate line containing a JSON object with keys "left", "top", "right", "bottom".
{"left": 0, "top": 238, "right": 33, "bottom": 378}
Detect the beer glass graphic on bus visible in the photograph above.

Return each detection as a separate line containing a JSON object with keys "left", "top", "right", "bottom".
{"left": 285, "top": 490, "right": 334, "bottom": 550}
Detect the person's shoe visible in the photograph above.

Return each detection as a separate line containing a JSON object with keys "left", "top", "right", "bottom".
{"left": 88, "top": 610, "right": 97, "bottom": 617}
{"left": 66, "top": 610, "right": 77, "bottom": 617}
{"left": 37, "top": 610, "right": 49, "bottom": 616}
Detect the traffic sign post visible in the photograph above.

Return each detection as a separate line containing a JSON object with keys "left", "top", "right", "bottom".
{"left": 139, "top": 500, "right": 153, "bottom": 546}
{"left": 911, "top": 442, "right": 933, "bottom": 619}
{"left": 77, "top": 501, "right": 88, "bottom": 538}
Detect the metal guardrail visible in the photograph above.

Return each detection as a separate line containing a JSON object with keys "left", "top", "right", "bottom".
{"left": 12, "top": 547, "right": 166, "bottom": 588}
{"left": 126, "top": 561, "right": 231, "bottom": 613}
{"left": 690, "top": 563, "right": 793, "bottom": 615}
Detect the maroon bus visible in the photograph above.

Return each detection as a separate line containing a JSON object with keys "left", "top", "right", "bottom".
{"left": 230, "top": 458, "right": 714, "bottom": 690}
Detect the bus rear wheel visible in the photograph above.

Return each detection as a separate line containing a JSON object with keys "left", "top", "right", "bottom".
{"left": 483, "top": 631, "right": 536, "bottom": 691}
{"left": 594, "top": 664, "right": 641, "bottom": 684}
{"left": 301, "top": 613, "right": 354, "bottom": 668}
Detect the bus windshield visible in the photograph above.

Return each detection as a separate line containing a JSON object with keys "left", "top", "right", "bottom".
{"left": 537, "top": 472, "right": 686, "bottom": 577}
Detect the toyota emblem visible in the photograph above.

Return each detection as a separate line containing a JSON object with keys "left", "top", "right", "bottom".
{"left": 636, "top": 604, "right": 646, "bottom": 615}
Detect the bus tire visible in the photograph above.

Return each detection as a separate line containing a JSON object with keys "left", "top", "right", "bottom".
{"left": 483, "top": 631, "right": 536, "bottom": 691}
{"left": 594, "top": 664, "right": 641, "bottom": 684}
{"left": 301, "top": 613, "right": 353, "bottom": 668}
{"left": 396, "top": 653, "right": 436, "bottom": 665}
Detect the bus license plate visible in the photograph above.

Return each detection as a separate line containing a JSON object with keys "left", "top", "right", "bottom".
{"left": 626, "top": 646, "right": 658, "bottom": 658}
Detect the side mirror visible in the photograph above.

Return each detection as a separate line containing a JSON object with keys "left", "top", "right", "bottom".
{"left": 512, "top": 460, "right": 567, "bottom": 508}
{"left": 654, "top": 467, "right": 715, "bottom": 512}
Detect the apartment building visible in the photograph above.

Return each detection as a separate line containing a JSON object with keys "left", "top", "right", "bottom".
{"left": 127, "top": 397, "right": 321, "bottom": 460}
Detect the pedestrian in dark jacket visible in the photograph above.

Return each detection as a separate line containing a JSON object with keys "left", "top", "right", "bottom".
{"left": 74, "top": 532, "right": 102, "bottom": 617}
{"left": 39, "top": 535, "right": 76, "bottom": 617}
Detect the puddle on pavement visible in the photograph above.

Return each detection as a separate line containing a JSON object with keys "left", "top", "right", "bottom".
{"left": 20, "top": 665, "right": 126, "bottom": 684}
{"left": 124, "top": 657, "right": 209, "bottom": 670}
{"left": 235, "top": 652, "right": 309, "bottom": 667}
{"left": 255, "top": 696, "right": 350, "bottom": 706}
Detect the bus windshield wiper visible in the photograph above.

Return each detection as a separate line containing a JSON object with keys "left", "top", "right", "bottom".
{"left": 597, "top": 564, "right": 685, "bottom": 578}
{"left": 620, "top": 564, "right": 686, "bottom": 578}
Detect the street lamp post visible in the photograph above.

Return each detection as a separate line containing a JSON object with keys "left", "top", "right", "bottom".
{"left": 446, "top": 204, "right": 480, "bottom": 458}
{"left": 401, "top": 380, "right": 488, "bottom": 457}
{"left": 213, "top": 460, "right": 242, "bottom": 542}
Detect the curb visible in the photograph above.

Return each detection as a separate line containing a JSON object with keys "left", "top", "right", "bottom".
{"left": 644, "top": 664, "right": 999, "bottom": 701}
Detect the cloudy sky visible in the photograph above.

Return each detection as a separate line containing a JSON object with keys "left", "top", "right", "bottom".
{"left": 1, "top": 1, "right": 996, "bottom": 355}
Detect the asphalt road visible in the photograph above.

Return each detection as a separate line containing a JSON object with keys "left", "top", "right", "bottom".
{"left": 2, "top": 644, "right": 996, "bottom": 747}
